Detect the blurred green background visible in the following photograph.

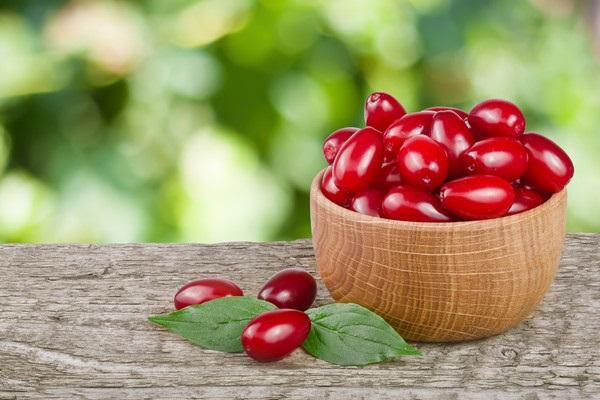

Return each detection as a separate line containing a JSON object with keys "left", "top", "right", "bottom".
{"left": 0, "top": 0, "right": 598, "bottom": 243}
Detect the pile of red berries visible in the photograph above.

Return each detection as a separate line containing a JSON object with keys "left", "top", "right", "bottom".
{"left": 321, "top": 92, "right": 574, "bottom": 221}
{"left": 173, "top": 269, "right": 317, "bottom": 362}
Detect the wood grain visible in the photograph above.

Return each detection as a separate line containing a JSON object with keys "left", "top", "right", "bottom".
{"left": 0, "top": 236, "right": 599, "bottom": 399}
{"left": 311, "top": 171, "right": 567, "bottom": 342}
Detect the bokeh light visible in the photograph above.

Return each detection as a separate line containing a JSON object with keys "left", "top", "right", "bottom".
{"left": 0, "top": 0, "right": 597, "bottom": 242}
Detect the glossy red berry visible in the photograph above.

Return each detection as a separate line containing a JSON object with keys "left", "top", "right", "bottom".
{"left": 364, "top": 92, "right": 407, "bottom": 132}
{"left": 460, "top": 137, "right": 529, "bottom": 182}
{"left": 507, "top": 187, "right": 544, "bottom": 215}
{"left": 333, "top": 127, "right": 384, "bottom": 193}
{"left": 383, "top": 111, "right": 434, "bottom": 158}
{"left": 383, "top": 152, "right": 397, "bottom": 163}
{"left": 382, "top": 185, "right": 454, "bottom": 222}
{"left": 241, "top": 309, "right": 311, "bottom": 362}
{"left": 320, "top": 166, "right": 350, "bottom": 207}
{"left": 439, "top": 175, "right": 515, "bottom": 220}
{"left": 397, "top": 135, "right": 449, "bottom": 190}
{"left": 174, "top": 278, "right": 243, "bottom": 310}
{"left": 520, "top": 133, "right": 574, "bottom": 193}
{"left": 258, "top": 268, "right": 317, "bottom": 311}
{"left": 426, "top": 106, "right": 468, "bottom": 119}
{"left": 373, "top": 162, "right": 403, "bottom": 190}
{"left": 429, "top": 110, "right": 475, "bottom": 177}
{"left": 468, "top": 99, "right": 525, "bottom": 138}
{"left": 322, "top": 127, "right": 359, "bottom": 164}
{"left": 350, "top": 188, "right": 385, "bottom": 217}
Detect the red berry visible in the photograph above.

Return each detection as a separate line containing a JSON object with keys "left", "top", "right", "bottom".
{"left": 469, "top": 126, "right": 489, "bottom": 142}
{"left": 520, "top": 133, "right": 574, "bottom": 193}
{"left": 468, "top": 99, "right": 526, "bottom": 138}
{"left": 383, "top": 111, "right": 434, "bottom": 159}
{"left": 507, "top": 187, "right": 544, "bottom": 215}
{"left": 241, "top": 309, "right": 311, "bottom": 362}
{"left": 439, "top": 175, "right": 515, "bottom": 220}
{"left": 320, "top": 166, "right": 350, "bottom": 207}
{"left": 460, "top": 137, "right": 529, "bottom": 182}
{"left": 350, "top": 188, "right": 385, "bottom": 217}
{"left": 382, "top": 185, "right": 454, "bottom": 222}
{"left": 364, "top": 92, "right": 407, "bottom": 132}
{"left": 332, "top": 127, "right": 384, "bottom": 193}
{"left": 258, "top": 268, "right": 317, "bottom": 311}
{"left": 397, "top": 135, "right": 449, "bottom": 190}
{"left": 174, "top": 278, "right": 243, "bottom": 310}
{"left": 426, "top": 106, "right": 468, "bottom": 119}
{"left": 322, "top": 127, "right": 359, "bottom": 164}
{"left": 373, "top": 162, "right": 403, "bottom": 190}
{"left": 429, "top": 110, "right": 475, "bottom": 177}
{"left": 383, "top": 152, "right": 397, "bottom": 163}
{"left": 512, "top": 179, "right": 546, "bottom": 195}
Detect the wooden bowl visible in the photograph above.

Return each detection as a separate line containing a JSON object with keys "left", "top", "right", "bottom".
{"left": 310, "top": 170, "right": 567, "bottom": 342}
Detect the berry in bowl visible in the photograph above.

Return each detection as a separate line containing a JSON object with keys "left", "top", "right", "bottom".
{"left": 310, "top": 92, "right": 573, "bottom": 342}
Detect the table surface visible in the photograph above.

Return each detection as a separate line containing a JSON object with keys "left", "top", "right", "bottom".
{"left": 0, "top": 234, "right": 599, "bottom": 400}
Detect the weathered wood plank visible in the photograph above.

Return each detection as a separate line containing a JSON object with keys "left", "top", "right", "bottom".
{"left": 0, "top": 234, "right": 599, "bottom": 399}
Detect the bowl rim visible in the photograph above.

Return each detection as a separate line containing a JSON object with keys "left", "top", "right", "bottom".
{"left": 311, "top": 168, "right": 567, "bottom": 230}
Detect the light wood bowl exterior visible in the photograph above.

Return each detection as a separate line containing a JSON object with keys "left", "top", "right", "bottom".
{"left": 310, "top": 170, "right": 567, "bottom": 342}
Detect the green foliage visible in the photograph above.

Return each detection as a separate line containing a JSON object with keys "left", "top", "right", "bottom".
{"left": 148, "top": 296, "right": 276, "bottom": 353}
{"left": 303, "top": 303, "right": 421, "bottom": 365}
{"left": 0, "top": 0, "right": 597, "bottom": 242}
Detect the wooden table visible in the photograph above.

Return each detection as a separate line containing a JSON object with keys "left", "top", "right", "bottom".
{"left": 1, "top": 234, "right": 599, "bottom": 399}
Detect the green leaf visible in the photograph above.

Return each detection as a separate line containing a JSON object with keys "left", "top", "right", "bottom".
{"left": 302, "top": 303, "right": 422, "bottom": 366}
{"left": 148, "top": 296, "right": 276, "bottom": 353}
